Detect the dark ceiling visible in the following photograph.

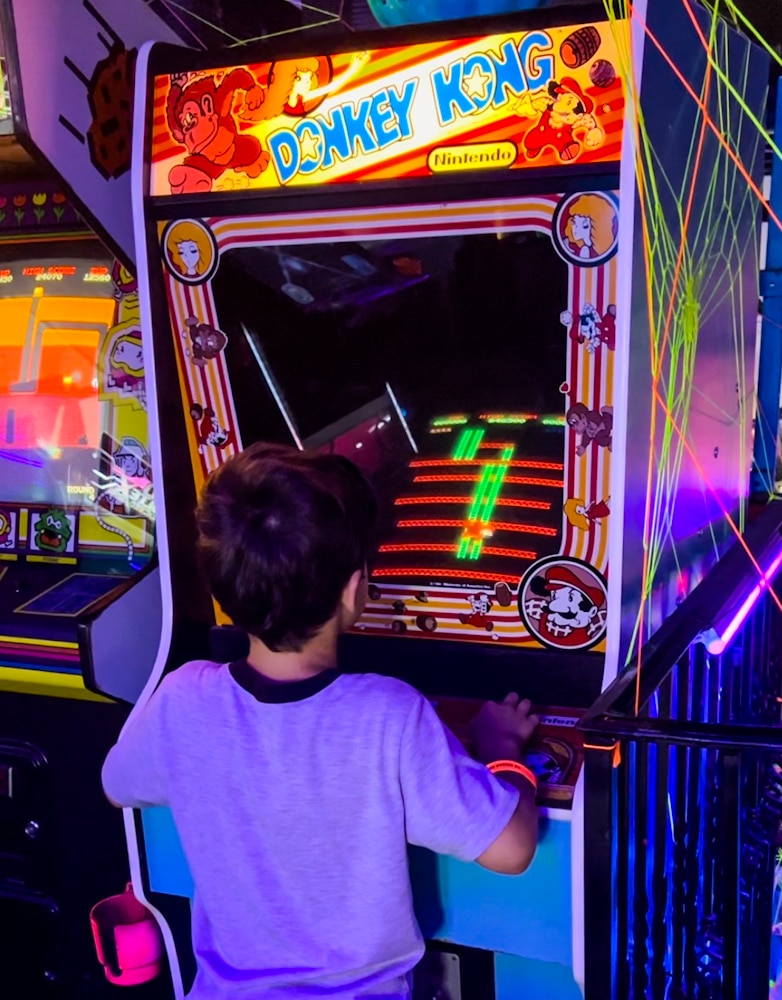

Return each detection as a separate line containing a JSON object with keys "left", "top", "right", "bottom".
{"left": 142, "top": 0, "right": 782, "bottom": 51}
{"left": 732, "top": 0, "right": 782, "bottom": 53}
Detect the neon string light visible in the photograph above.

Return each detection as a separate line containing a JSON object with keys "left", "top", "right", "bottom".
{"left": 397, "top": 519, "right": 556, "bottom": 536}
{"left": 478, "top": 441, "right": 517, "bottom": 450}
{"left": 393, "top": 496, "right": 552, "bottom": 510}
{"left": 540, "top": 417, "right": 566, "bottom": 426}
{"left": 414, "top": 474, "right": 563, "bottom": 487}
{"left": 409, "top": 458, "right": 564, "bottom": 470}
{"left": 428, "top": 427, "right": 453, "bottom": 434}
{"left": 372, "top": 567, "right": 519, "bottom": 582}
{"left": 705, "top": 550, "right": 782, "bottom": 654}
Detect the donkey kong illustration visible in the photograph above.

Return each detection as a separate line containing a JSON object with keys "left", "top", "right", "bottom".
{"left": 166, "top": 59, "right": 333, "bottom": 195}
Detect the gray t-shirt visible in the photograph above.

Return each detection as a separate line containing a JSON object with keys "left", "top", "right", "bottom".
{"left": 102, "top": 661, "right": 519, "bottom": 999}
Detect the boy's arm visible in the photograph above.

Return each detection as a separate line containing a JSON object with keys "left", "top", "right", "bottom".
{"left": 472, "top": 742, "right": 538, "bottom": 875}
{"left": 471, "top": 695, "right": 540, "bottom": 874}
{"left": 102, "top": 680, "right": 172, "bottom": 809}
{"left": 399, "top": 693, "right": 538, "bottom": 875}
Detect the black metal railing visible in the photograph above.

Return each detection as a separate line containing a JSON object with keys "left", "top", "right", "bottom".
{"left": 581, "top": 500, "right": 782, "bottom": 1000}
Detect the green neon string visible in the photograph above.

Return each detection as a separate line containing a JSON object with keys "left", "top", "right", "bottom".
{"left": 602, "top": 0, "right": 765, "bottom": 669}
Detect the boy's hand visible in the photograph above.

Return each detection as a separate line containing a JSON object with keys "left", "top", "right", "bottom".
{"left": 472, "top": 693, "right": 539, "bottom": 764}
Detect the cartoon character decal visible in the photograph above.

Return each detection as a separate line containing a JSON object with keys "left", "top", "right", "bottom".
{"left": 564, "top": 497, "right": 611, "bottom": 531}
{"left": 107, "top": 333, "right": 146, "bottom": 407}
{"left": 183, "top": 317, "right": 228, "bottom": 367}
{"left": 566, "top": 402, "right": 613, "bottom": 456}
{"left": 519, "top": 557, "right": 608, "bottom": 650}
{"left": 516, "top": 78, "right": 604, "bottom": 163}
{"left": 0, "top": 508, "right": 14, "bottom": 548}
{"left": 113, "top": 437, "right": 148, "bottom": 479}
{"left": 162, "top": 219, "right": 219, "bottom": 285}
{"left": 102, "top": 270, "right": 147, "bottom": 411}
{"left": 553, "top": 191, "right": 619, "bottom": 266}
{"left": 33, "top": 508, "right": 74, "bottom": 555}
{"left": 459, "top": 593, "right": 495, "bottom": 632}
{"left": 190, "top": 403, "right": 235, "bottom": 452}
{"left": 164, "top": 55, "right": 367, "bottom": 195}
{"left": 98, "top": 437, "right": 151, "bottom": 510}
{"left": 165, "top": 70, "right": 270, "bottom": 195}
{"left": 262, "top": 57, "right": 332, "bottom": 117}
{"left": 560, "top": 303, "right": 616, "bottom": 353}
{"left": 94, "top": 438, "right": 152, "bottom": 560}
{"left": 112, "top": 261, "right": 138, "bottom": 297}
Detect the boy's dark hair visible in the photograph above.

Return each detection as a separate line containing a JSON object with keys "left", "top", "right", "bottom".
{"left": 196, "top": 443, "right": 377, "bottom": 651}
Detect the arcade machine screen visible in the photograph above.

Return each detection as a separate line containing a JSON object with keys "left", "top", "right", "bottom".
{"left": 0, "top": 254, "right": 154, "bottom": 667}
{"left": 213, "top": 231, "right": 586, "bottom": 805}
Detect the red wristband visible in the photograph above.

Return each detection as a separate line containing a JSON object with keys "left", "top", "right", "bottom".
{"left": 487, "top": 759, "right": 538, "bottom": 791}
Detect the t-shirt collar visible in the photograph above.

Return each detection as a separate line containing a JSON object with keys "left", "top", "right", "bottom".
{"left": 229, "top": 659, "right": 340, "bottom": 703}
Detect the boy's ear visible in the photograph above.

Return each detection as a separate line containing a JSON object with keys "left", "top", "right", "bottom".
{"left": 341, "top": 568, "right": 364, "bottom": 617}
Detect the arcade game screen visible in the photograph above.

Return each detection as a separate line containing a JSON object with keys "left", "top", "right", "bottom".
{"left": 0, "top": 260, "right": 116, "bottom": 502}
{"left": 0, "top": 254, "right": 154, "bottom": 647}
{"left": 214, "top": 230, "right": 569, "bottom": 643}
{"left": 214, "top": 233, "right": 586, "bottom": 804}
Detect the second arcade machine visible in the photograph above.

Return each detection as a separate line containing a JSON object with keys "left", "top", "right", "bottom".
{"left": 0, "top": 0, "right": 189, "bottom": 991}
{"left": 0, "top": 199, "right": 160, "bottom": 987}
{"left": 129, "top": 5, "right": 766, "bottom": 998}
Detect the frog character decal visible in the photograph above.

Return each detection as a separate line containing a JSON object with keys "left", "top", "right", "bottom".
{"left": 33, "top": 508, "right": 73, "bottom": 554}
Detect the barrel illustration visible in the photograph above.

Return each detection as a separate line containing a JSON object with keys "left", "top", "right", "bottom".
{"left": 560, "top": 26, "right": 601, "bottom": 69}
{"left": 589, "top": 58, "right": 616, "bottom": 88}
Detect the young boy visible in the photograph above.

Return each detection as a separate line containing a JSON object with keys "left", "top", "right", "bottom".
{"left": 102, "top": 443, "right": 539, "bottom": 999}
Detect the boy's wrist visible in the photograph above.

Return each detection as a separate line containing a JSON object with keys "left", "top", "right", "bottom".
{"left": 475, "top": 738, "right": 522, "bottom": 766}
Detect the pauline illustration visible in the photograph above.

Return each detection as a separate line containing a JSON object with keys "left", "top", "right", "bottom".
{"left": 166, "top": 222, "right": 213, "bottom": 278}
{"left": 562, "top": 193, "right": 617, "bottom": 261}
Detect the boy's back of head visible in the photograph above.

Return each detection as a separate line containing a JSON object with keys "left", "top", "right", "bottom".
{"left": 196, "top": 442, "right": 376, "bottom": 651}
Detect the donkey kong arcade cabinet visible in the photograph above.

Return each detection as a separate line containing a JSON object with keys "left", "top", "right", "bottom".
{"left": 127, "top": 4, "right": 766, "bottom": 999}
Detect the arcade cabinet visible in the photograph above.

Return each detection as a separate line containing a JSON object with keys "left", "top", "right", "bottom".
{"left": 0, "top": 5, "right": 171, "bottom": 991}
{"left": 0, "top": 225, "right": 163, "bottom": 994}
{"left": 126, "top": 6, "right": 766, "bottom": 998}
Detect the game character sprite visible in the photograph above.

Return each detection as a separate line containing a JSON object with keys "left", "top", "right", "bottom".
{"left": 34, "top": 508, "right": 73, "bottom": 554}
